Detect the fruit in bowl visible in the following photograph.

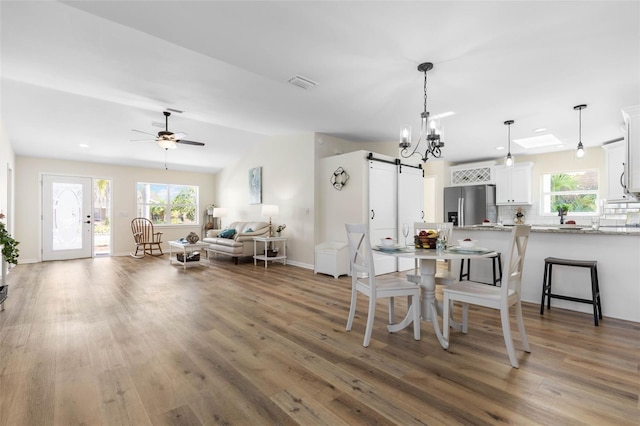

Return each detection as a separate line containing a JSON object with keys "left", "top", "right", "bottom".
{"left": 566, "top": 220, "right": 576, "bottom": 225}
{"left": 381, "top": 237, "right": 395, "bottom": 247}
{"left": 458, "top": 238, "right": 477, "bottom": 248}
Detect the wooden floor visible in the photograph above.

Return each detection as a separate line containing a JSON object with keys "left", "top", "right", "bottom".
{"left": 0, "top": 255, "right": 638, "bottom": 425}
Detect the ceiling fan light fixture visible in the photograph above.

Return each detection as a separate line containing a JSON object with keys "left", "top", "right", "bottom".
{"left": 157, "top": 136, "right": 177, "bottom": 150}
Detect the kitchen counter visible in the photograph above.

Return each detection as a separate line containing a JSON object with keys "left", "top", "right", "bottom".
{"left": 457, "top": 224, "right": 640, "bottom": 236}
{"left": 450, "top": 226, "right": 640, "bottom": 323}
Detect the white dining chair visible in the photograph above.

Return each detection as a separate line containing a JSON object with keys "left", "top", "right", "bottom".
{"left": 442, "top": 225, "right": 531, "bottom": 368}
{"left": 345, "top": 224, "right": 421, "bottom": 347}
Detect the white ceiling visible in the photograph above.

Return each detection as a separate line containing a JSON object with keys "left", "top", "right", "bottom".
{"left": 1, "top": 1, "right": 638, "bottom": 173}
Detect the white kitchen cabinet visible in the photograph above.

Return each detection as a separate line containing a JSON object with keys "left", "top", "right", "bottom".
{"left": 622, "top": 105, "right": 640, "bottom": 199}
{"left": 602, "top": 141, "right": 628, "bottom": 200}
{"left": 494, "top": 162, "right": 533, "bottom": 205}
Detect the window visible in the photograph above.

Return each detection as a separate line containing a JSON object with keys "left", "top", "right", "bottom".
{"left": 541, "top": 170, "right": 598, "bottom": 215}
{"left": 136, "top": 183, "right": 199, "bottom": 225}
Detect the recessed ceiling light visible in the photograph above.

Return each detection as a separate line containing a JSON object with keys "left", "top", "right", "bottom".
{"left": 79, "top": 144, "right": 89, "bottom": 148}
{"left": 513, "top": 134, "right": 563, "bottom": 149}
{"left": 496, "top": 146, "right": 505, "bottom": 150}
{"left": 533, "top": 127, "right": 547, "bottom": 133}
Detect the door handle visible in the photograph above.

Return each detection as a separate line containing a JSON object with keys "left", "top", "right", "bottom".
{"left": 84, "top": 221, "right": 91, "bottom": 224}
{"left": 371, "top": 209, "right": 375, "bottom": 220}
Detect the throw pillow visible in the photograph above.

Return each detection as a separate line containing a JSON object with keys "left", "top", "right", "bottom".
{"left": 217, "top": 228, "right": 236, "bottom": 238}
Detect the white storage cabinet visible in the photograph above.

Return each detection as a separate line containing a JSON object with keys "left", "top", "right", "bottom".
{"left": 314, "top": 242, "right": 349, "bottom": 279}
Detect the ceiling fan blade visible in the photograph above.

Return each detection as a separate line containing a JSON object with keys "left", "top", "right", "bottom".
{"left": 176, "top": 139, "right": 205, "bottom": 146}
{"left": 131, "top": 129, "right": 156, "bottom": 137}
{"left": 130, "top": 138, "right": 155, "bottom": 142}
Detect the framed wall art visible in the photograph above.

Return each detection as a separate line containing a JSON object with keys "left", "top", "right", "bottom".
{"left": 249, "top": 166, "right": 262, "bottom": 204}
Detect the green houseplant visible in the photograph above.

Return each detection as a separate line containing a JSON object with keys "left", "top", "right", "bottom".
{"left": 0, "top": 220, "right": 19, "bottom": 265}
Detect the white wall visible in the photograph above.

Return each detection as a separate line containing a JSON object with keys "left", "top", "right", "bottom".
{"left": 216, "top": 133, "right": 316, "bottom": 268}
{"left": 15, "top": 157, "right": 216, "bottom": 262}
{"left": 0, "top": 117, "right": 17, "bottom": 233}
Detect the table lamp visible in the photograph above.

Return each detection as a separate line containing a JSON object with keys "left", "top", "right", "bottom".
{"left": 261, "top": 204, "right": 279, "bottom": 237}
{"left": 212, "top": 207, "right": 227, "bottom": 229}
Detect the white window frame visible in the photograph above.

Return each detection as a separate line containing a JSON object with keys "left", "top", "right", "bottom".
{"left": 136, "top": 182, "right": 200, "bottom": 226}
{"left": 540, "top": 169, "right": 599, "bottom": 217}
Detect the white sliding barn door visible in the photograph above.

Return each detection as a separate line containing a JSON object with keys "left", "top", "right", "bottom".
{"left": 397, "top": 165, "right": 424, "bottom": 271}
{"left": 369, "top": 160, "right": 397, "bottom": 275}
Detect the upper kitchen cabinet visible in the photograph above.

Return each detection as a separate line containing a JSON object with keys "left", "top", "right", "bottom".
{"left": 602, "top": 140, "right": 628, "bottom": 201}
{"left": 494, "top": 162, "right": 534, "bottom": 205}
{"left": 622, "top": 105, "right": 640, "bottom": 199}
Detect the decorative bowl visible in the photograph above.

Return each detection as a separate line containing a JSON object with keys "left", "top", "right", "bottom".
{"left": 458, "top": 239, "right": 477, "bottom": 248}
{"left": 381, "top": 238, "right": 395, "bottom": 247}
{"left": 415, "top": 235, "right": 438, "bottom": 249}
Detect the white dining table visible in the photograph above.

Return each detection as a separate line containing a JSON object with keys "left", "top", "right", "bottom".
{"left": 374, "top": 246, "right": 498, "bottom": 348}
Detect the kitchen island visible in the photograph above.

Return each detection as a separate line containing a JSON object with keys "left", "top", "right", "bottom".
{"left": 450, "top": 225, "right": 640, "bottom": 322}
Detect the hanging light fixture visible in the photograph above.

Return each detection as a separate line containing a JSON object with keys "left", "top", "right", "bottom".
{"left": 574, "top": 104, "right": 587, "bottom": 158}
{"left": 504, "top": 120, "right": 515, "bottom": 166}
{"left": 399, "top": 62, "right": 444, "bottom": 162}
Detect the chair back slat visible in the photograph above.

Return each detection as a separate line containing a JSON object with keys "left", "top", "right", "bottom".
{"left": 345, "top": 223, "right": 375, "bottom": 280}
{"left": 502, "top": 225, "right": 531, "bottom": 298}
{"left": 131, "top": 218, "right": 155, "bottom": 243}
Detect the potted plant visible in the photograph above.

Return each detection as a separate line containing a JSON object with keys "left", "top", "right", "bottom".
{"left": 0, "top": 217, "right": 19, "bottom": 307}
{"left": 275, "top": 224, "right": 286, "bottom": 237}
{"left": 0, "top": 218, "right": 19, "bottom": 266}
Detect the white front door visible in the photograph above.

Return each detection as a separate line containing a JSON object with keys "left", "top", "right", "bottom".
{"left": 42, "top": 175, "right": 93, "bottom": 261}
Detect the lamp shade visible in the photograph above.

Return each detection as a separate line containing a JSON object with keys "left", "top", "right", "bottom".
{"left": 212, "top": 207, "right": 227, "bottom": 218}
{"left": 261, "top": 204, "right": 279, "bottom": 217}
{"left": 157, "top": 138, "right": 177, "bottom": 150}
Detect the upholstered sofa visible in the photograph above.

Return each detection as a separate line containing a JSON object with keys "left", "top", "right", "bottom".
{"left": 202, "top": 221, "right": 270, "bottom": 263}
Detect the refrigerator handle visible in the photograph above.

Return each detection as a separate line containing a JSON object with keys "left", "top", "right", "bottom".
{"left": 458, "top": 197, "right": 464, "bottom": 227}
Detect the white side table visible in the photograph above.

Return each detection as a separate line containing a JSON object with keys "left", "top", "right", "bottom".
{"left": 169, "top": 241, "right": 209, "bottom": 269}
{"left": 253, "top": 237, "right": 287, "bottom": 268}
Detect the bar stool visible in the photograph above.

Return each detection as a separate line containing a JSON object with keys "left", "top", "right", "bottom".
{"left": 540, "top": 257, "right": 602, "bottom": 326}
{"left": 459, "top": 253, "right": 502, "bottom": 286}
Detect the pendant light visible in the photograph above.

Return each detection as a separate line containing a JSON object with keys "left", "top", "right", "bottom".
{"left": 504, "top": 120, "right": 514, "bottom": 167}
{"left": 399, "top": 61, "right": 444, "bottom": 162}
{"left": 574, "top": 104, "right": 587, "bottom": 158}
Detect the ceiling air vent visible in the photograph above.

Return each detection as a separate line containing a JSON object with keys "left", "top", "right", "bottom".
{"left": 288, "top": 75, "right": 318, "bottom": 90}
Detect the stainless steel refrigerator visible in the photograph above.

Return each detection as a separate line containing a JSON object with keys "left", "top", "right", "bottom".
{"left": 444, "top": 184, "right": 497, "bottom": 227}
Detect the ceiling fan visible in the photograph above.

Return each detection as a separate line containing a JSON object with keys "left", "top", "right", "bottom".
{"left": 131, "top": 111, "right": 205, "bottom": 150}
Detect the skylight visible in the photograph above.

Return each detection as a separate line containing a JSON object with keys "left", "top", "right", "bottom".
{"left": 513, "top": 134, "right": 563, "bottom": 149}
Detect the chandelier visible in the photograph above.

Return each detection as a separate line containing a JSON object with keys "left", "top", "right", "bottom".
{"left": 399, "top": 62, "right": 444, "bottom": 162}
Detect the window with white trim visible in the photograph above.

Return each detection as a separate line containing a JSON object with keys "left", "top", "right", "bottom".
{"left": 541, "top": 170, "right": 599, "bottom": 215}
{"left": 136, "top": 182, "right": 199, "bottom": 225}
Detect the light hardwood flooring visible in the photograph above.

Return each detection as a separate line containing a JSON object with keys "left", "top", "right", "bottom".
{"left": 0, "top": 255, "right": 638, "bottom": 425}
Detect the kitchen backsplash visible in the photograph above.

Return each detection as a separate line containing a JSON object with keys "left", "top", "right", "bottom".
{"left": 497, "top": 200, "right": 640, "bottom": 227}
